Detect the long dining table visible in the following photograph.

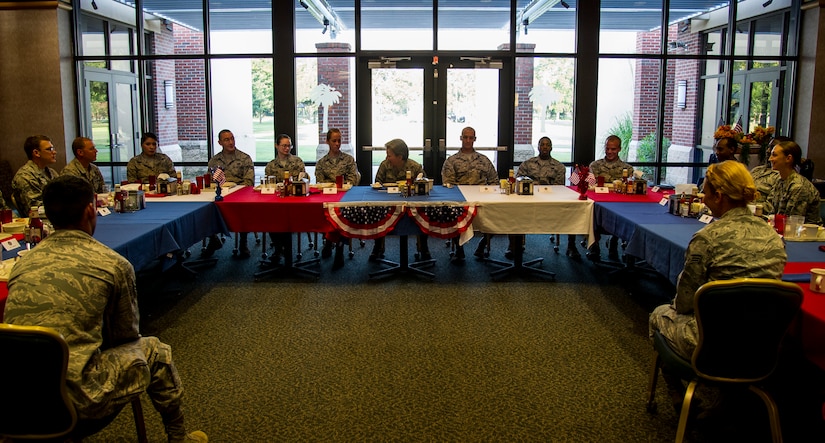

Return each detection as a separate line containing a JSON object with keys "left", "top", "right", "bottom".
{"left": 590, "top": 190, "right": 825, "bottom": 371}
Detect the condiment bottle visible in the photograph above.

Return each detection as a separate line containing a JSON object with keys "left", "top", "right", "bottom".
{"left": 508, "top": 169, "right": 516, "bottom": 195}
{"left": 405, "top": 170, "right": 413, "bottom": 197}
{"left": 114, "top": 184, "right": 124, "bottom": 213}
{"left": 282, "top": 171, "right": 291, "bottom": 197}
{"left": 28, "top": 208, "right": 43, "bottom": 244}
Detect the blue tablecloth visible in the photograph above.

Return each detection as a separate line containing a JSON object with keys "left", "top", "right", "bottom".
{"left": 3, "top": 202, "right": 228, "bottom": 272}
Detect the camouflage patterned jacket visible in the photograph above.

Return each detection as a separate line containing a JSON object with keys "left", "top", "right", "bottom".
{"left": 441, "top": 151, "right": 498, "bottom": 185}
{"left": 12, "top": 160, "right": 58, "bottom": 216}
{"left": 126, "top": 152, "right": 176, "bottom": 183}
{"left": 750, "top": 164, "right": 779, "bottom": 214}
{"left": 674, "top": 206, "right": 787, "bottom": 315}
{"left": 315, "top": 152, "right": 358, "bottom": 185}
{"left": 209, "top": 150, "right": 255, "bottom": 186}
{"left": 375, "top": 158, "right": 425, "bottom": 184}
{"left": 517, "top": 156, "right": 566, "bottom": 185}
{"left": 768, "top": 171, "right": 822, "bottom": 224}
{"left": 588, "top": 158, "right": 633, "bottom": 182}
{"left": 62, "top": 158, "right": 106, "bottom": 193}
{"left": 264, "top": 154, "right": 306, "bottom": 180}
{"left": 4, "top": 229, "right": 144, "bottom": 418}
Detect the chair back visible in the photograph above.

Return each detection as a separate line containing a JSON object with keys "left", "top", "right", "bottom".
{"left": 0, "top": 323, "right": 78, "bottom": 439}
{"left": 692, "top": 278, "right": 803, "bottom": 384}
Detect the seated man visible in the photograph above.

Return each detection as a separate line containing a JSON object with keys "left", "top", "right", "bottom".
{"left": 62, "top": 136, "right": 107, "bottom": 193}
{"left": 3, "top": 175, "right": 207, "bottom": 442}
{"left": 649, "top": 160, "right": 786, "bottom": 412}
{"left": 588, "top": 135, "right": 633, "bottom": 261}
{"left": 372, "top": 138, "right": 431, "bottom": 261}
{"left": 12, "top": 134, "right": 59, "bottom": 216}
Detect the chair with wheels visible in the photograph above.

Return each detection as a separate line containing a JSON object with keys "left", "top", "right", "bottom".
{"left": 0, "top": 323, "right": 148, "bottom": 442}
{"left": 646, "top": 278, "right": 803, "bottom": 443}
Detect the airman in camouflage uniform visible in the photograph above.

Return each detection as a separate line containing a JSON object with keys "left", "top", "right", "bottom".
{"left": 12, "top": 135, "right": 59, "bottom": 216}
{"left": 749, "top": 164, "right": 778, "bottom": 214}
{"left": 207, "top": 129, "right": 255, "bottom": 257}
{"left": 62, "top": 137, "right": 106, "bottom": 193}
{"left": 588, "top": 135, "right": 632, "bottom": 261}
{"left": 265, "top": 135, "right": 306, "bottom": 179}
{"left": 316, "top": 128, "right": 358, "bottom": 185}
{"left": 3, "top": 176, "right": 207, "bottom": 443}
{"left": 650, "top": 161, "right": 787, "bottom": 361}
{"left": 517, "top": 137, "right": 578, "bottom": 257}
{"left": 442, "top": 127, "right": 498, "bottom": 260}
{"left": 126, "top": 133, "right": 176, "bottom": 183}
{"left": 375, "top": 158, "right": 425, "bottom": 184}
{"left": 766, "top": 140, "right": 822, "bottom": 224}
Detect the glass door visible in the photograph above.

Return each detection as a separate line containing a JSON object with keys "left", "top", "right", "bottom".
{"left": 366, "top": 56, "right": 502, "bottom": 184}
{"left": 83, "top": 71, "right": 139, "bottom": 185}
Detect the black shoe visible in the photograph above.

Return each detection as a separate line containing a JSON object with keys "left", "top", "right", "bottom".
{"left": 202, "top": 237, "right": 222, "bottom": 258}
{"left": 607, "top": 250, "right": 620, "bottom": 262}
{"left": 417, "top": 251, "right": 432, "bottom": 261}
{"left": 238, "top": 245, "right": 251, "bottom": 259}
{"left": 321, "top": 241, "right": 333, "bottom": 259}
{"left": 566, "top": 248, "right": 581, "bottom": 259}
{"left": 454, "top": 244, "right": 465, "bottom": 261}
{"left": 332, "top": 243, "right": 345, "bottom": 270}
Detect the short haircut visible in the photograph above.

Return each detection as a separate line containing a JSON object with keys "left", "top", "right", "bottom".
{"left": 605, "top": 134, "right": 622, "bottom": 148}
{"left": 276, "top": 134, "right": 292, "bottom": 147}
{"left": 140, "top": 132, "right": 159, "bottom": 145}
{"left": 326, "top": 128, "right": 341, "bottom": 141}
{"left": 23, "top": 135, "right": 51, "bottom": 160}
{"left": 715, "top": 137, "right": 738, "bottom": 152}
{"left": 71, "top": 137, "right": 92, "bottom": 156}
{"left": 218, "top": 129, "right": 232, "bottom": 141}
{"left": 705, "top": 160, "right": 758, "bottom": 203}
{"left": 538, "top": 136, "right": 552, "bottom": 147}
{"left": 775, "top": 140, "right": 803, "bottom": 167}
{"left": 44, "top": 175, "right": 94, "bottom": 229}
{"left": 384, "top": 138, "right": 409, "bottom": 161}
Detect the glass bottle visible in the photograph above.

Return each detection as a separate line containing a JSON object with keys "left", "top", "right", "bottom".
{"left": 508, "top": 169, "right": 516, "bottom": 195}
{"left": 114, "top": 184, "right": 123, "bottom": 213}
{"left": 405, "top": 170, "right": 413, "bottom": 197}
{"left": 282, "top": 171, "right": 291, "bottom": 197}
{"left": 28, "top": 208, "right": 43, "bottom": 245}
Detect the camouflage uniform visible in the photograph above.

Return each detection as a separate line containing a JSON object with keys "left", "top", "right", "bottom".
{"left": 375, "top": 158, "right": 425, "bottom": 184}
{"left": 749, "top": 164, "right": 779, "bottom": 214}
{"left": 315, "top": 152, "right": 358, "bottom": 185}
{"left": 768, "top": 171, "right": 822, "bottom": 224}
{"left": 441, "top": 151, "right": 498, "bottom": 185}
{"left": 3, "top": 230, "right": 187, "bottom": 422}
{"left": 264, "top": 154, "right": 306, "bottom": 180}
{"left": 126, "top": 152, "right": 176, "bottom": 183}
{"left": 62, "top": 158, "right": 106, "bottom": 193}
{"left": 588, "top": 158, "right": 633, "bottom": 182}
{"left": 12, "top": 160, "right": 58, "bottom": 216}
{"left": 517, "top": 156, "right": 566, "bottom": 185}
{"left": 649, "top": 206, "right": 787, "bottom": 359}
{"left": 208, "top": 150, "right": 255, "bottom": 186}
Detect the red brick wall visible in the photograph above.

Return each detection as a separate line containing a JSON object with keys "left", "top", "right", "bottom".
{"left": 174, "top": 25, "right": 207, "bottom": 142}
{"left": 148, "top": 25, "right": 178, "bottom": 145}
{"left": 500, "top": 43, "right": 536, "bottom": 145}
{"left": 316, "top": 42, "right": 352, "bottom": 144}
{"left": 670, "top": 26, "right": 701, "bottom": 148}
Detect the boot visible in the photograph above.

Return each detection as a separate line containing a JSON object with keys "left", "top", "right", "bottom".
{"left": 370, "top": 238, "right": 385, "bottom": 262}
{"left": 565, "top": 234, "right": 580, "bottom": 258}
{"left": 238, "top": 232, "right": 251, "bottom": 258}
{"left": 202, "top": 235, "right": 222, "bottom": 258}
{"left": 607, "top": 236, "right": 620, "bottom": 261}
{"left": 332, "top": 241, "right": 345, "bottom": 270}
{"left": 416, "top": 234, "right": 431, "bottom": 261}
{"left": 474, "top": 235, "right": 489, "bottom": 258}
{"left": 163, "top": 409, "right": 208, "bottom": 443}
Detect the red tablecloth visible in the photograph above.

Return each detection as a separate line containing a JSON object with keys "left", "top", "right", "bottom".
{"left": 570, "top": 186, "right": 668, "bottom": 203}
{"left": 784, "top": 262, "right": 825, "bottom": 369}
{"left": 214, "top": 186, "right": 344, "bottom": 233}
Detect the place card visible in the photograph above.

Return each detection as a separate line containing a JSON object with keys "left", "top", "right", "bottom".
{"left": 2, "top": 237, "right": 20, "bottom": 251}
{"left": 699, "top": 214, "right": 713, "bottom": 224}
{"left": 386, "top": 186, "right": 399, "bottom": 194}
{"left": 659, "top": 197, "right": 669, "bottom": 206}
{"left": 594, "top": 186, "right": 609, "bottom": 194}
{"left": 651, "top": 186, "right": 660, "bottom": 193}
{"left": 261, "top": 187, "right": 276, "bottom": 195}
{"left": 97, "top": 207, "right": 111, "bottom": 216}
{"left": 479, "top": 185, "right": 498, "bottom": 193}
{"left": 535, "top": 185, "right": 553, "bottom": 193}
{"left": 322, "top": 187, "right": 338, "bottom": 195}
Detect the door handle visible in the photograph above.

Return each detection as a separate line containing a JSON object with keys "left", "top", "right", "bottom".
{"left": 424, "top": 139, "right": 432, "bottom": 152}
{"left": 438, "top": 139, "right": 446, "bottom": 153}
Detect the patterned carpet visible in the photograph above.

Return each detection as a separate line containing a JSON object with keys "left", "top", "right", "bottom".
{"left": 82, "top": 234, "right": 824, "bottom": 442}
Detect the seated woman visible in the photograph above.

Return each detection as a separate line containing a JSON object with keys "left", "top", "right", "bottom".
{"left": 126, "top": 133, "right": 176, "bottom": 183}
{"left": 265, "top": 134, "right": 306, "bottom": 263}
{"left": 767, "top": 139, "right": 822, "bottom": 224}
{"left": 649, "top": 160, "right": 787, "bottom": 410}
{"left": 371, "top": 138, "right": 430, "bottom": 261}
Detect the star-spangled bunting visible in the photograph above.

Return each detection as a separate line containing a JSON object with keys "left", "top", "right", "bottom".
{"left": 406, "top": 205, "right": 477, "bottom": 239}
{"left": 324, "top": 205, "right": 406, "bottom": 239}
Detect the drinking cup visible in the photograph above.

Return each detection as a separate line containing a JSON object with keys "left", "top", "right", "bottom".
{"left": 1, "top": 209, "right": 13, "bottom": 224}
{"left": 773, "top": 214, "right": 786, "bottom": 236}
{"left": 336, "top": 175, "right": 344, "bottom": 189}
{"left": 802, "top": 223, "right": 819, "bottom": 238}
{"left": 196, "top": 176, "right": 204, "bottom": 189}
{"left": 596, "top": 176, "right": 605, "bottom": 187}
{"left": 747, "top": 204, "right": 756, "bottom": 215}
{"left": 786, "top": 215, "right": 805, "bottom": 238}
{"left": 810, "top": 268, "right": 825, "bottom": 293}
{"left": 203, "top": 173, "right": 212, "bottom": 188}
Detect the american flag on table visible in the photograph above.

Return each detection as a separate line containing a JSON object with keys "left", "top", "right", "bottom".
{"left": 732, "top": 115, "right": 743, "bottom": 134}
{"left": 569, "top": 166, "right": 596, "bottom": 186}
{"left": 324, "top": 205, "right": 405, "bottom": 239}
{"left": 212, "top": 167, "right": 226, "bottom": 186}
{"left": 406, "top": 205, "right": 477, "bottom": 239}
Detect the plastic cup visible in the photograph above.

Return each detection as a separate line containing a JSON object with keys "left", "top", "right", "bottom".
{"left": 786, "top": 215, "right": 804, "bottom": 238}
{"left": 336, "top": 175, "right": 344, "bottom": 189}
{"left": 203, "top": 173, "right": 211, "bottom": 188}
{"left": 773, "top": 214, "right": 786, "bottom": 236}
{"left": 1, "top": 209, "right": 12, "bottom": 224}
{"left": 597, "top": 176, "right": 605, "bottom": 187}
{"left": 196, "top": 176, "right": 204, "bottom": 189}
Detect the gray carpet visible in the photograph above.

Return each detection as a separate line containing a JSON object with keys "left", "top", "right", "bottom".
{"left": 83, "top": 234, "right": 824, "bottom": 442}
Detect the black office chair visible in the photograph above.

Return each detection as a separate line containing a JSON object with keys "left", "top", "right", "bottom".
{"left": 646, "top": 278, "right": 803, "bottom": 443}
{"left": 0, "top": 323, "right": 148, "bottom": 442}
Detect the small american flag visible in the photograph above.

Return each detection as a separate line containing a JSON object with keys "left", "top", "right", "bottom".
{"left": 569, "top": 165, "right": 596, "bottom": 186}
{"left": 212, "top": 167, "right": 226, "bottom": 186}
{"left": 732, "top": 115, "right": 743, "bottom": 134}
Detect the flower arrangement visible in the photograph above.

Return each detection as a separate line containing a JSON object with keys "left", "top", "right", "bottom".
{"left": 714, "top": 124, "right": 775, "bottom": 165}
{"left": 713, "top": 125, "right": 739, "bottom": 140}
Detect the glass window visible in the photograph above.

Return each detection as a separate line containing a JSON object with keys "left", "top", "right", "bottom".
{"left": 371, "top": 68, "right": 424, "bottom": 176}
{"left": 514, "top": 57, "right": 574, "bottom": 166}
{"left": 109, "top": 24, "right": 135, "bottom": 72}
{"left": 446, "top": 68, "right": 499, "bottom": 164}
{"left": 173, "top": 59, "right": 208, "bottom": 180}
{"left": 210, "top": 0, "right": 272, "bottom": 54}
{"left": 600, "top": 1, "right": 663, "bottom": 54}
{"left": 296, "top": 0, "right": 355, "bottom": 53}
{"left": 516, "top": 0, "right": 575, "bottom": 53}
{"left": 437, "top": 0, "right": 510, "bottom": 51}
{"left": 704, "top": 30, "right": 723, "bottom": 75}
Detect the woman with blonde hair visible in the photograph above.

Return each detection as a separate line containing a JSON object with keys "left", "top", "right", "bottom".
{"left": 648, "top": 160, "right": 787, "bottom": 412}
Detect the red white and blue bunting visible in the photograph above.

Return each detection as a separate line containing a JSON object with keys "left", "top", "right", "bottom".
{"left": 324, "top": 205, "right": 406, "bottom": 239}
{"left": 406, "top": 205, "right": 477, "bottom": 239}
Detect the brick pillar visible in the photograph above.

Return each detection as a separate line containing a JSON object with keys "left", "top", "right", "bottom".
{"left": 499, "top": 43, "right": 535, "bottom": 162}
{"left": 315, "top": 42, "right": 352, "bottom": 147}
{"left": 174, "top": 26, "right": 207, "bottom": 145}
{"left": 149, "top": 25, "right": 178, "bottom": 154}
